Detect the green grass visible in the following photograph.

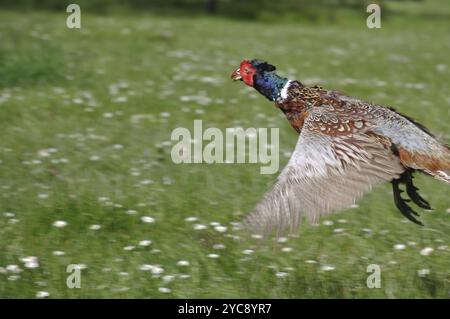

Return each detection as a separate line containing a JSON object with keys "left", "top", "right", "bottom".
{"left": 0, "top": 4, "right": 449, "bottom": 298}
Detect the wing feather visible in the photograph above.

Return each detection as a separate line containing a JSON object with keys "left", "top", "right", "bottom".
{"left": 245, "top": 112, "right": 405, "bottom": 234}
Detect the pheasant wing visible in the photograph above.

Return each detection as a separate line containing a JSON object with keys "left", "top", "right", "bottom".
{"left": 245, "top": 110, "right": 405, "bottom": 234}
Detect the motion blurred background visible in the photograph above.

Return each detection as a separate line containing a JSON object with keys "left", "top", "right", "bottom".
{"left": 0, "top": 0, "right": 449, "bottom": 298}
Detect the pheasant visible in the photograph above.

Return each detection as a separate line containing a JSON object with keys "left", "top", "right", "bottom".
{"left": 231, "top": 59, "right": 450, "bottom": 234}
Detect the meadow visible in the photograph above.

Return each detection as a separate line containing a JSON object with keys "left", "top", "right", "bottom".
{"left": 0, "top": 2, "right": 449, "bottom": 298}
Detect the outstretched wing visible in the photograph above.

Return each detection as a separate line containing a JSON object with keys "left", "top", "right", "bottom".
{"left": 245, "top": 109, "right": 405, "bottom": 234}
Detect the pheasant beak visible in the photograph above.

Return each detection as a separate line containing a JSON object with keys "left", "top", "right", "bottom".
{"left": 231, "top": 68, "right": 242, "bottom": 81}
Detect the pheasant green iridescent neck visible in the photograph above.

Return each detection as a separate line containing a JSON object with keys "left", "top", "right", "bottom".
{"left": 253, "top": 72, "right": 289, "bottom": 101}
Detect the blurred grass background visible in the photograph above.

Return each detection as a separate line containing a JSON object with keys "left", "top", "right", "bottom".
{"left": 0, "top": 0, "right": 449, "bottom": 298}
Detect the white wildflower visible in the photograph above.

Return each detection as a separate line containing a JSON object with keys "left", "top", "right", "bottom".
{"left": 139, "top": 264, "right": 153, "bottom": 271}
{"left": 417, "top": 269, "right": 430, "bottom": 277}
{"left": 176, "top": 260, "right": 190, "bottom": 267}
{"left": 193, "top": 224, "right": 207, "bottom": 230}
{"left": 21, "top": 256, "right": 39, "bottom": 269}
{"left": 420, "top": 247, "right": 434, "bottom": 256}
{"left": 151, "top": 265, "right": 164, "bottom": 275}
{"left": 6, "top": 264, "right": 22, "bottom": 273}
{"left": 112, "top": 144, "right": 124, "bottom": 150}
{"left": 320, "top": 265, "right": 336, "bottom": 271}
{"left": 8, "top": 275, "right": 20, "bottom": 281}
{"left": 52, "top": 251, "right": 65, "bottom": 256}
{"left": 158, "top": 287, "right": 171, "bottom": 293}
{"left": 52, "top": 220, "right": 67, "bottom": 228}
{"left": 141, "top": 216, "right": 155, "bottom": 223}
{"left": 138, "top": 240, "right": 152, "bottom": 247}
{"left": 275, "top": 272, "right": 288, "bottom": 278}
{"left": 38, "top": 149, "right": 50, "bottom": 157}
{"left": 214, "top": 225, "right": 227, "bottom": 233}
{"left": 36, "top": 291, "right": 50, "bottom": 298}
{"left": 162, "top": 275, "right": 175, "bottom": 282}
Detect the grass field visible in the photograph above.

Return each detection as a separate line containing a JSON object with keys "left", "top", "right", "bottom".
{"left": 0, "top": 3, "right": 449, "bottom": 298}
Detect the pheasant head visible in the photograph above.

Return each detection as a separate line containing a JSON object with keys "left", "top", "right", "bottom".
{"left": 231, "top": 59, "right": 289, "bottom": 101}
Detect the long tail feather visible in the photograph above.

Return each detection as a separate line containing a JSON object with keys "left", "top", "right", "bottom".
{"left": 423, "top": 169, "right": 450, "bottom": 184}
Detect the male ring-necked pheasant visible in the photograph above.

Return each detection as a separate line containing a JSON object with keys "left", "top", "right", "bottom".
{"left": 231, "top": 59, "right": 450, "bottom": 234}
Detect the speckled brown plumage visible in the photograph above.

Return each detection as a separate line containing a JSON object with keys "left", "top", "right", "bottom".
{"left": 276, "top": 81, "right": 450, "bottom": 173}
